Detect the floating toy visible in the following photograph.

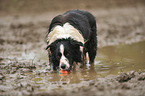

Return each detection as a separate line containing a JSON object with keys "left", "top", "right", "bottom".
{"left": 59, "top": 70, "right": 67, "bottom": 76}
{"left": 59, "top": 70, "right": 67, "bottom": 74}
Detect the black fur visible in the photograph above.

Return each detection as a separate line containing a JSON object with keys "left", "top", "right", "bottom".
{"left": 46, "top": 10, "right": 97, "bottom": 71}
{"left": 48, "top": 38, "right": 83, "bottom": 71}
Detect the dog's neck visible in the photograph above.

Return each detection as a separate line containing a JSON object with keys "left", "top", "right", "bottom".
{"left": 47, "top": 23, "right": 84, "bottom": 45}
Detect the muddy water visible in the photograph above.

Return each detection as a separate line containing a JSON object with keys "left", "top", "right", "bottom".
{"left": 96, "top": 40, "right": 145, "bottom": 76}
{"left": 1, "top": 41, "right": 145, "bottom": 94}
{"left": 29, "top": 40, "right": 145, "bottom": 87}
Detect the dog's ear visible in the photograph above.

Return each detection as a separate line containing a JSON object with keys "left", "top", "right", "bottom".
{"left": 76, "top": 41, "right": 83, "bottom": 46}
{"left": 46, "top": 45, "right": 50, "bottom": 50}
{"left": 46, "top": 44, "right": 52, "bottom": 56}
{"left": 72, "top": 41, "right": 84, "bottom": 53}
{"left": 70, "top": 40, "right": 83, "bottom": 47}
{"left": 46, "top": 43, "right": 56, "bottom": 51}
{"left": 46, "top": 42, "right": 55, "bottom": 50}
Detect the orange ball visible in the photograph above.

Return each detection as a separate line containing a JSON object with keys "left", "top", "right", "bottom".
{"left": 59, "top": 70, "right": 67, "bottom": 74}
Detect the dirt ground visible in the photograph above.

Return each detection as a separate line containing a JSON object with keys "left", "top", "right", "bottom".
{"left": 0, "top": 0, "right": 145, "bottom": 96}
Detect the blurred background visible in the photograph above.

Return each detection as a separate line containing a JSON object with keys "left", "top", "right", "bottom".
{"left": 0, "top": 0, "right": 145, "bottom": 14}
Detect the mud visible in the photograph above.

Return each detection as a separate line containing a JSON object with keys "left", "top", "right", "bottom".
{"left": 0, "top": 0, "right": 145, "bottom": 96}
{"left": 33, "top": 71, "right": 145, "bottom": 96}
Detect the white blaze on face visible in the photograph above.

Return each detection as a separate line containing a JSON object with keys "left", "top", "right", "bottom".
{"left": 59, "top": 44, "right": 69, "bottom": 69}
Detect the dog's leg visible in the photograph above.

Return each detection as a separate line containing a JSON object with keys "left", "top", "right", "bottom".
{"left": 49, "top": 55, "right": 57, "bottom": 72}
{"left": 88, "top": 36, "right": 97, "bottom": 64}
{"left": 88, "top": 48, "right": 96, "bottom": 63}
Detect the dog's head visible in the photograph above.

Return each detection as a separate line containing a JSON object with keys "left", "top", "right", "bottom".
{"left": 46, "top": 39, "right": 83, "bottom": 71}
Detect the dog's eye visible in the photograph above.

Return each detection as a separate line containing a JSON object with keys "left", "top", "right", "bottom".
{"left": 57, "top": 53, "right": 61, "bottom": 59}
{"left": 64, "top": 51, "right": 69, "bottom": 57}
{"left": 66, "top": 53, "right": 69, "bottom": 57}
{"left": 57, "top": 56, "right": 60, "bottom": 59}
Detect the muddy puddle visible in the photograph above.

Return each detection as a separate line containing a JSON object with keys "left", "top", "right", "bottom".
{"left": 1, "top": 39, "right": 145, "bottom": 96}
{"left": 97, "top": 40, "right": 145, "bottom": 76}
{"left": 21, "top": 40, "right": 145, "bottom": 87}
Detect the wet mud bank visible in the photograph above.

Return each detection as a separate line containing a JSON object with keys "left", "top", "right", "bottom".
{"left": 0, "top": 1, "right": 145, "bottom": 96}
{"left": 33, "top": 71, "right": 145, "bottom": 96}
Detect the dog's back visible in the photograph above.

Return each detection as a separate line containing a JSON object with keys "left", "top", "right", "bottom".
{"left": 48, "top": 10, "right": 97, "bottom": 41}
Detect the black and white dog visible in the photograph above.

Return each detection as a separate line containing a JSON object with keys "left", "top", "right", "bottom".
{"left": 46, "top": 10, "right": 97, "bottom": 71}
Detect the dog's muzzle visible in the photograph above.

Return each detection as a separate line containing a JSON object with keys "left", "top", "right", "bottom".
{"left": 61, "top": 63, "right": 66, "bottom": 69}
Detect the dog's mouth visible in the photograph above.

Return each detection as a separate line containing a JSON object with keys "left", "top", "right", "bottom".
{"left": 59, "top": 61, "right": 79, "bottom": 73}
{"left": 59, "top": 65, "right": 73, "bottom": 73}
{"left": 59, "top": 67, "right": 71, "bottom": 72}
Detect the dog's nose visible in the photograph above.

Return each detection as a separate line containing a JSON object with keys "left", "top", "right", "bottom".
{"left": 61, "top": 64, "right": 66, "bottom": 69}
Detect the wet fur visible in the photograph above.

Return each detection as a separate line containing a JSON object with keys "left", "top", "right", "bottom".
{"left": 46, "top": 10, "right": 97, "bottom": 71}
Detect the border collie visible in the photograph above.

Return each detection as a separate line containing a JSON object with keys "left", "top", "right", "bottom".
{"left": 46, "top": 10, "right": 97, "bottom": 72}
